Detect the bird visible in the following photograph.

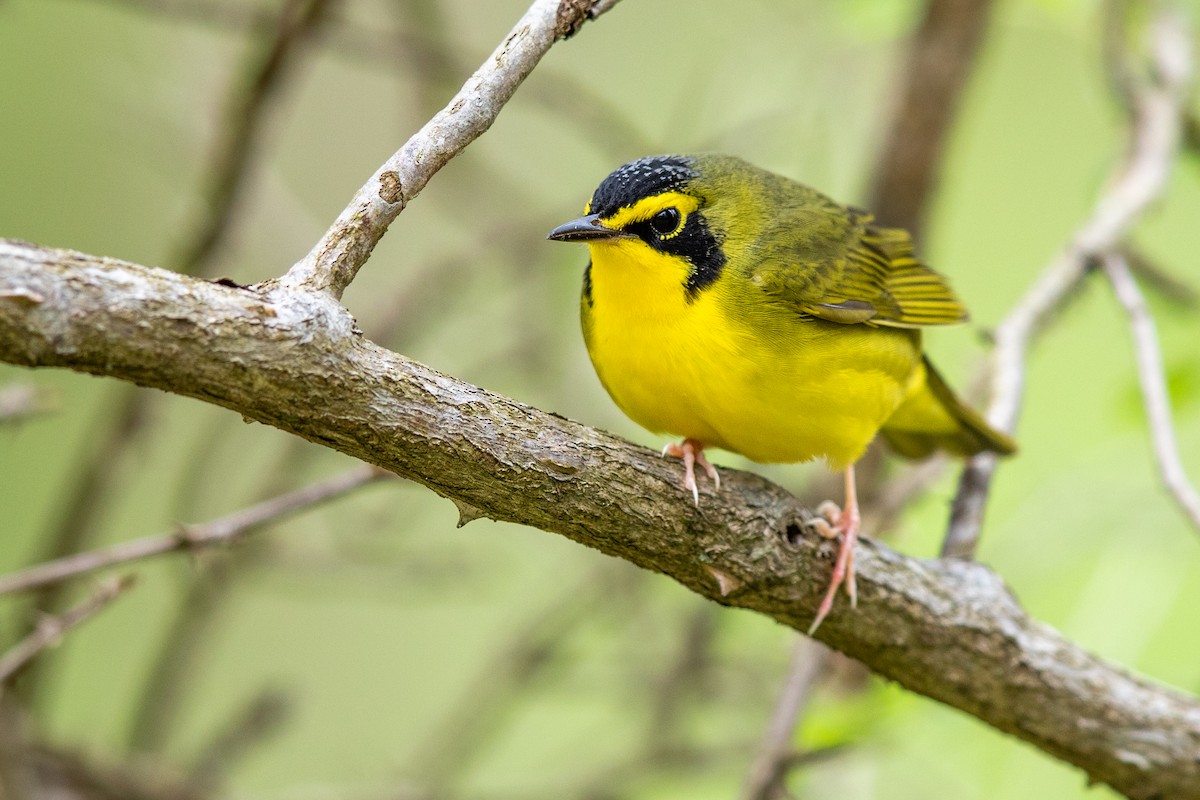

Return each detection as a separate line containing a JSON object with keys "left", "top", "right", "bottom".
{"left": 547, "top": 154, "right": 1016, "bottom": 633}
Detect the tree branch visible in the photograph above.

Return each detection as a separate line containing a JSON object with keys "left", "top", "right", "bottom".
{"left": 1123, "top": 245, "right": 1199, "bottom": 308}
{"left": 866, "top": 0, "right": 996, "bottom": 237}
{"left": 2, "top": 243, "right": 1199, "bottom": 798}
{"left": 277, "top": 0, "right": 623, "bottom": 298}
{"left": 0, "top": 576, "right": 136, "bottom": 688}
{"left": 1101, "top": 252, "right": 1200, "bottom": 533}
{"left": 741, "top": 638, "right": 830, "bottom": 800}
{"left": 943, "top": 6, "right": 1192, "bottom": 558}
{"left": 0, "top": 465, "right": 388, "bottom": 597}
{"left": 189, "top": 689, "right": 291, "bottom": 791}
{"left": 173, "top": 0, "right": 335, "bottom": 276}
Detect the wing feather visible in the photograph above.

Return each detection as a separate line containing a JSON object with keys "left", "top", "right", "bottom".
{"left": 751, "top": 199, "right": 967, "bottom": 328}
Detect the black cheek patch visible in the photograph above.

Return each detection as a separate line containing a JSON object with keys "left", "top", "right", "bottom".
{"left": 674, "top": 215, "right": 726, "bottom": 301}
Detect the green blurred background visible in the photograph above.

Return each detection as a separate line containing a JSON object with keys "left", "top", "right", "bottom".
{"left": 2, "top": 0, "right": 1199, "bottom": 797}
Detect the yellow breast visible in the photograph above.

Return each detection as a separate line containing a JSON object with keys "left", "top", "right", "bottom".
{"left": 581, "top": 240, "right": 921, "bottom": 469}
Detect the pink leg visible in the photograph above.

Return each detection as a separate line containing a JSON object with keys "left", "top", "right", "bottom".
{"left": 808, "top": 465, "right": 861, "bottom": 634}
{"left": 662, "top": 438, "right": 720, "bottom": 505}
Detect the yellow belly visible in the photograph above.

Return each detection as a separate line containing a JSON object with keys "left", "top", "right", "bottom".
{"left": 581, "top": 242, "right": 920, "bottom": 469}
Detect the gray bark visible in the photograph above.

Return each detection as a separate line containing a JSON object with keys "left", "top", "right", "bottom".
{"left": 2, "top": 241, "right": 1198, "bottom": 799}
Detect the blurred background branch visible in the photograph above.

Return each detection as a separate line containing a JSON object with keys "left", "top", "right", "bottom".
{"left": 0, "top": 576, "right": 136, "bottom": 689}
{"left": 1102, "top": 251, "right": 1200, "bottom": 532}
{"left": 11, "top": 0, "right": 336, "bottom": 707}
{"left": 0, "top": 465, "right": 389, "bottom": 596}
{"left": 943, "top": 1, "right": 1192, "bottom": 559}
{"left": 740, "top": 638, "right": 831, "bottom": 800}
{"left": 759, "top": 0, "right": 998, "bottom": 783}
{"left": 171, "top": 0, "right": 336, "bottom": 276}
{"left": 866, "top": 0, "right": 996, "bottom": 238}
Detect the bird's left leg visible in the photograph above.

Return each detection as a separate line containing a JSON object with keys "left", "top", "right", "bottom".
{"left": 807, "top": 464, "right": 860, "bottom": 634}
{"left": 662, "top": 438, "right": 720, "bottom": 505}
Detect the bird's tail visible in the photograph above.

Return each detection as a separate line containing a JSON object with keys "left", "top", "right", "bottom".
{"left": 880, "top": 356, "right": 1017, "bottom": 459}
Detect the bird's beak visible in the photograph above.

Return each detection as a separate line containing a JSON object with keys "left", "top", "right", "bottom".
{"left": 546, "top": 213, "right": 627, "bottom": 242}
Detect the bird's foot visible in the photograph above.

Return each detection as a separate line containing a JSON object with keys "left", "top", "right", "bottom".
{"left": 662, "top": 438, "right": 719, "bottom": 505}
{"left": 807, "top": 498, "right": 860, "bottom": 635}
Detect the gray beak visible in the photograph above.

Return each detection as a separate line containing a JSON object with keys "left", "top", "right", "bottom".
{"left": 546, "top": 213, "right": 627, "bottom": 242}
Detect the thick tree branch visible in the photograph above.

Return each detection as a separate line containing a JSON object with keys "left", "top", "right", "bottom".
{"left": 278, "top": 0, "right": 622, "bottom": 298}
{"left": 2, "top": 244, "right": 1199, "bottom": 798}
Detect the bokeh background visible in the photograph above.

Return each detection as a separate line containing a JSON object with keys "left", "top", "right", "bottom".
{"left": 2, "top": 0, "right": 1199, "bottom": 798}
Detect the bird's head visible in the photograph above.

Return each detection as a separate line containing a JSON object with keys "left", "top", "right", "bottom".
{"left": 548, "top": 154, "right": 750, "bottom": 297}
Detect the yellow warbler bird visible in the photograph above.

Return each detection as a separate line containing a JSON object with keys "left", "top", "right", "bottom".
{"left": 548, "top": 154, "right": 1015, "bottom": 632}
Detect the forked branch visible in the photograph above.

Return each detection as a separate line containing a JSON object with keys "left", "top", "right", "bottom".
{"left": 278, "top": 0, "right": 623, "bottom": 298}
{"left": 943, "top": 7, "right": 1192, "bottom": 558}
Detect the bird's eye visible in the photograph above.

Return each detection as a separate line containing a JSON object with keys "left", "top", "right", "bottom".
{"left": 649, "top": 208, "right": 681, "bottom": 236}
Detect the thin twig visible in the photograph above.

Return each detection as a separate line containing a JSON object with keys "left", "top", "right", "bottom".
{"left": 943, "top": 6, "right": 1192, "bottom": 558}
{"left": 0, "top": 465, "right": 388, "bottom": 597}
{"left": 128, "top": 425, "right": 332, "bottom": 755}
{"left": 174, "top": 0, "right": 336, "bottom": 276}
{"left": 21, "top": 386, "right": 151, "bottom": 636}
{"left": 741, "top": 638, "right": 830, "bottom": 800}
{"left": 1123, "top": 245, "right": 1200, "bottom": 308}
{"left": 0, "top": 576, "right": 136, "bottom": 687}
{"left": 278, "top": 0, "right": 624, "bottom": 298}
{"left": 1102, "top": 252, "right": 1200, "bottom": 533}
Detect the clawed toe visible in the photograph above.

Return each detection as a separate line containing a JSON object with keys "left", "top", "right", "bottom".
{"left": 662, "top": 438, "right": 719, "bottom": 505}
{"left": 808, "top": 466, "right": 861, "bottom": 634}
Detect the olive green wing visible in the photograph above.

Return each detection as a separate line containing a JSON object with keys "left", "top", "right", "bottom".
{"left": 839, "top": 226, "right": 968, "bottom": 327}
{"left": 751, "top": 200, "right": 967, "bottom": 328}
